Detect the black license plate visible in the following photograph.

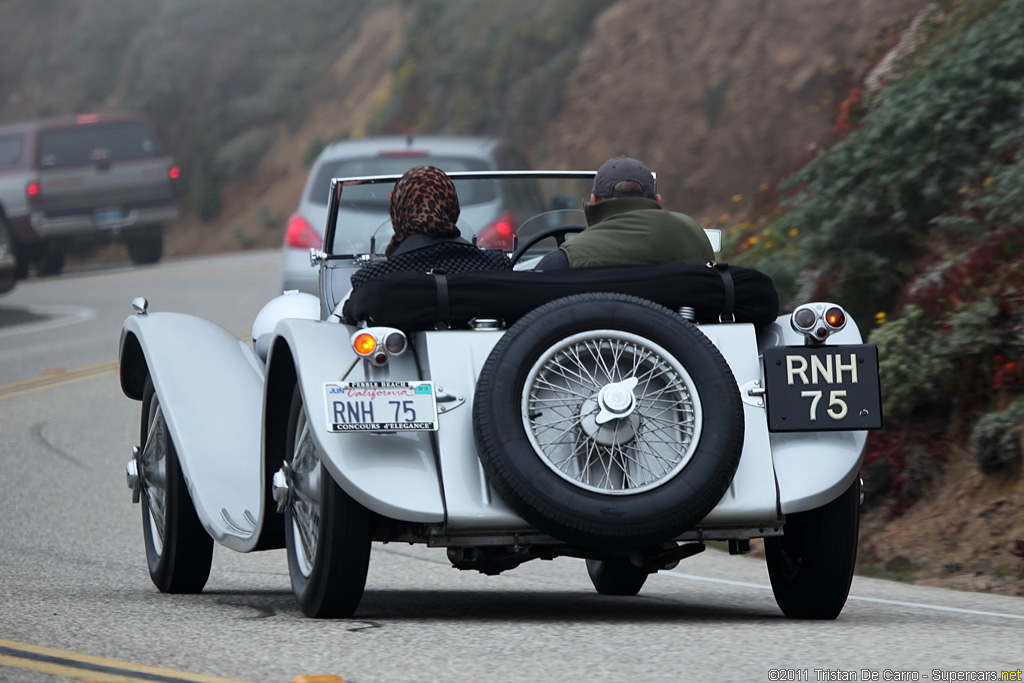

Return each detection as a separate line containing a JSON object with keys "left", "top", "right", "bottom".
{"left": 763, "top": 344, "right": 882, "bottom": 432}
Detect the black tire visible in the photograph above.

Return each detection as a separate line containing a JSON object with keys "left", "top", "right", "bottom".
{"left": 473, "top": 293, "right": 744, "bottom": 549}
{"left": 126, "top": 230, "right": 164, "bottom": 265}
{"left": 586, "top": 558, "right": 649, "bottom": 596}
{"left": 139, "top": 377, "right": 214, "bottom": 593}
{"left": 765, "top": 478, "right": 861, "bottom": 619}
{"left": 284, "top": 386, "right": 372, "bottom": 618}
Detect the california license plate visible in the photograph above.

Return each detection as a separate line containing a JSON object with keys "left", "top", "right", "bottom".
{"left": 324, "top": 381, "right": 438, "bottom": 432}
{"left": 763, "top": 344, "right": 882, "bottom": 432}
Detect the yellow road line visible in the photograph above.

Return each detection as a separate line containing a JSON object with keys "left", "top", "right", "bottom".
{"left": 0, "top": 638, "right": 250, "bottom": 683}
{"left": 0, "top": 331, "right": 253, "bottom": 401}
{"left": 0, "top": 361, "right": 119, "bottom": 400}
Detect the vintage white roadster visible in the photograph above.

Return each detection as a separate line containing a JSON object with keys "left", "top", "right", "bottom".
{"left": 119, "top": 171, "right": 882, "bottom": 619}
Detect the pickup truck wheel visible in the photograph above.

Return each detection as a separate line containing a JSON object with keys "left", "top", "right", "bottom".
{"left": 284, "top": 386, "right": 372, "bottom": 618}
{"left": 586, "top": 558, "right": 649, "bottom": 596}
{"left": 474, "top": 293, "right": 744, "bottom": 549}
{"left": 139, "top": 377, "right": 213, "bottom": 593}
{"left": 35, "top": 247, "right": 64, "bottom": 276}
{"left": 765, "top": 478, "right": 860, "bottom": 619}
{"left": 126, "top": 231, "right": 163, "bottom": 265}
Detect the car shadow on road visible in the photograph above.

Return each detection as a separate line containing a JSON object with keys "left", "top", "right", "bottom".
{"left": 198, "top": 587, "right": 782, "bottom": 624}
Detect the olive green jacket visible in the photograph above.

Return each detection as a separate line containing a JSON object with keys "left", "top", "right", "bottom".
{"left": 559, "top": 197, "right": 713, "bottom": 268}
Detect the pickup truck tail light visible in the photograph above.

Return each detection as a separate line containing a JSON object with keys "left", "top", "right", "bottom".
{"left": 26, "top": 181, "right": 41, "bottom": 207}
{"left": 285, "top": 213, "right": 322, "bottom": 249}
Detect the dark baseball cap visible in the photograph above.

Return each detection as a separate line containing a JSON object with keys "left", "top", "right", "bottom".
{"left": 592, "top": 156, "right": 657, "bottom": 198}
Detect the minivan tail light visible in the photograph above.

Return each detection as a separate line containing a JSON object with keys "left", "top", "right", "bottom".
{"left": 285, "top": 213, "right": 322, "bottom": 249}
{"left": 476, "top": 211, "right": 515, "bottom": 250}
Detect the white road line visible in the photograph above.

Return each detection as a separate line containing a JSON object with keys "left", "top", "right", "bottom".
{"left": 0, "top": 303, "right": 96, "bottom": 338}
{"left": 664, "top": 571, "right": 1024, "bottom": 621}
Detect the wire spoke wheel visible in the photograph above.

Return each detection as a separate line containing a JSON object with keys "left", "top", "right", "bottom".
{"left": 289, "top": 408, "right": 322, "bottom": 578}
{"left": 138, "top": 376, "right": 213, "bottom": 593}
{"left": 283, "top": 385, "right": 373, "bottom": 618}
{"left": 523, "top": 330, "right": 701, "bottom": 495}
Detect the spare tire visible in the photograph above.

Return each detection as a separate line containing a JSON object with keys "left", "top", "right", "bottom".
{"left": 473, "top": 293, "right": 744, "bottom": 549}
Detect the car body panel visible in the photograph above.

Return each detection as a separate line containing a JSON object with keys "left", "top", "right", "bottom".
{"left": 759, "top": 315, "right": 869, "bottom": 514}
{"left": 120, "top": 312, "right": 266, "bottom": 551}
{"left": 273, "top": 318, "right": 447, "bottom": 522}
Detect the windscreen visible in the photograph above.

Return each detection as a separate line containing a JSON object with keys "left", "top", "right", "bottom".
{"left": 307, "top": 156, "right": 495, "bottom": 206}
{"left": 326, "top": 172, "right": 595, "bottom": 259}
{"left": 37, "top": 121, "right": 164, "bottom": 167}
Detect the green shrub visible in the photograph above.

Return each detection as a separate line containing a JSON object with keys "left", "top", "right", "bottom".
{"left": 212, "top": 129, "right": 274, "bottom": 180}
{"left": 971, "top": 399, "right": 1024, "bottom": 474}
{"left": 187, "top": 169, "right": 222, "bottom": 223}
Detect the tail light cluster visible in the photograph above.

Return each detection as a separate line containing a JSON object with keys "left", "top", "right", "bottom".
{"left": 286, "top": 213, "right": 323, "bottom": 250}
{"left": 351, "top": 327, "right": 408, "bottom": 367}
{"left": 791, "top": 303, "right": 848, "bottom": 344}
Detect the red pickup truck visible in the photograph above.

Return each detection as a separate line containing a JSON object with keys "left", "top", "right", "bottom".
{"left": 0, "top": 112, "right": 180, "bottom": 277}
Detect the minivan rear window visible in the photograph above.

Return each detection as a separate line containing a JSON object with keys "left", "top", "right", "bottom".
{"left": 308, "top": 155, "right": 496, "bottom": 207}
{"left": 0, "top": 134, "right": 23, "bottom": 169}
{"left": 37, "top": 121, "right": 164, "bottom": 167}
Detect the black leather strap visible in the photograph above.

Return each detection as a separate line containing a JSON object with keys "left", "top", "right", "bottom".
{"left": 429, "top": 269, "right": 450, "bottom": 329}
{"left": 708, "top": 261, "right": 736, "bottom": 323}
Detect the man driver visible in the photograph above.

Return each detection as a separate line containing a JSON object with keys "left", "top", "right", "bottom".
{"left": 534, "top": 156, "right": 713, "bottom": 270}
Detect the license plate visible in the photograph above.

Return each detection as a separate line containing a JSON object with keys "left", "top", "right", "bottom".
{"left": 763, "top": 344, "right": 882, "bottom": 432}
{"left": 324, "top": 381, "right": 438, "bottom": 432}
{"left": 94, "top": 207, "right": 124, "bottom": 227}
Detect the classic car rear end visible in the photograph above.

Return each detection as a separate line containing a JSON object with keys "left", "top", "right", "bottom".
{"left": 119, "top": 171, "right": 881, "bottom": 621}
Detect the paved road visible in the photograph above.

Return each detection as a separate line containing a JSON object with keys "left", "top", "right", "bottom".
{"left": 0, "top": 252, "right": 1021, "bottom": 683}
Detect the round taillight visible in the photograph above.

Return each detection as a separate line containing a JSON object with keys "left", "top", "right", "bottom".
{"left": 793, "top": 307, "right": 817, "bottom": 331}
{"left": 26, "top": 181, "right": 41, "bottom": 198}
{"left": 825, "top": 307, "right": 846, "bottom": 330}
{"left": 384, "top": 331, "right": 407, "bottom": 355}
{"left": 353, "top": 333, "right": 377, "bottom": 356}
{"left": 169, "top": 166, "right": 181, "bottom": 180}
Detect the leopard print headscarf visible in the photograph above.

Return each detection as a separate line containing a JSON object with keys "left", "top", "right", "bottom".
{"left": 386, "top": 165, "right": 461, "bottom": 257}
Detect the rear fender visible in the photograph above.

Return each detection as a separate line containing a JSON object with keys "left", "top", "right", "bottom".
{"left": 120, "top": 312, "right": 267, "bottom": 551}
{"left": 758, "top": 316, "right": 869, "bottom": 514}
{"left": 267, "top": 319, "right": 445, "bottom": 522}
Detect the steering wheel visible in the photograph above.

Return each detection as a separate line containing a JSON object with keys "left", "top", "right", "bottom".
{"left": 510, "top": 225, "right": 586, "bottom": 267}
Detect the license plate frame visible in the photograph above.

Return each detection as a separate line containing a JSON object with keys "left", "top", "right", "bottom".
{"left": 763, "top": 344, "right": 882, "bottom": 432}
{"left": 324, "top": 380, "right": 438, "bottom": 432}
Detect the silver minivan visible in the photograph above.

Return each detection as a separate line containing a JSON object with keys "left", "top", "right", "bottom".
{"left": 279, "top": 136, "right": 534, "bottom": 294}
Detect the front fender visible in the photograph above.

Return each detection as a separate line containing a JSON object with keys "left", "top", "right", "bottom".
{"left": 120, "top": 312, "right": 267, "bottom": 551}
{"left": 268, "top": 319, "right": 445, "bottom": 523}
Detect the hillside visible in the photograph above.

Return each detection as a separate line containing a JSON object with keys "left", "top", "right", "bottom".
{"left": 3, "top": 0, "right": 1021, "bottom": 596}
